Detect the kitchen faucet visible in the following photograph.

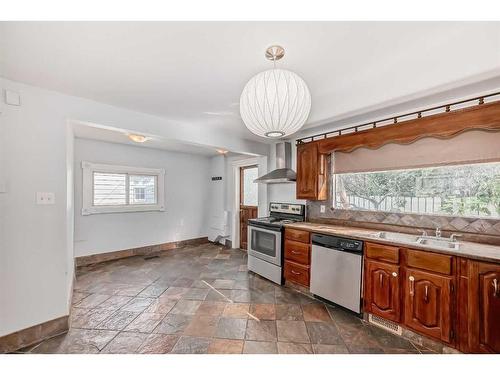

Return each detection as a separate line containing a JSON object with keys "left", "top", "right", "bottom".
{"left": 435, "top": 226, "right": 441, "bottom": 238}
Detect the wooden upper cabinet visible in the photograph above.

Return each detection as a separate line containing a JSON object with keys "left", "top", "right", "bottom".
{"left": 468, "top": 261, "right": 500, "bottom": 353}
{"left": 364, "top": 259, "right": 401, "bottom": 322}
{"left": 296, "top": 142, "right": 327, "bottom": 200}
{"left": 404, "top": 269, "right": 453, "bottom": 343}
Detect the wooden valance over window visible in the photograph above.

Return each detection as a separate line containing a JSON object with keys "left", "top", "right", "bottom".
{"left": 311, "top": 101, "right": 500, "bottom": 155}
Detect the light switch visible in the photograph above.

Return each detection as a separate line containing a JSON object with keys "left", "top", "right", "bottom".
{"left": 5, "top": 90, "right": 21, "bottom": 106}
{"left": 320, "top": 205, "right": 326, "bottom": 213}
{"left": 36, "top": 192, "right": 55, "bottom": 205}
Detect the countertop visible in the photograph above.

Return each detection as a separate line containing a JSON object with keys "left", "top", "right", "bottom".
{"left": 284, "top": 222, "right": 500, "bottom": 264}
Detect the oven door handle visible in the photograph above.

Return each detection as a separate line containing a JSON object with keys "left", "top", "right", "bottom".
{"left": 248, "top": 225, "right": 282, "bottom": 235}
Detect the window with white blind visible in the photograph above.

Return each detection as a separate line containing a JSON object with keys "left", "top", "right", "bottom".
{"left": 82, "top": 162, "right": 165, "bottom": 215}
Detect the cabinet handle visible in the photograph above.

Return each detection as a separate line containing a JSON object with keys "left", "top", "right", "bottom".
{"left": 409, "top": 276, "right": 415, "bottom": 297}
{"left": 493, "top": 279, "right": 499, "bottom": 297}
{"left": 291, "top": 251, "right": 301, "bottom": 254}
{"left": 392, "top": 272, "right": 398, "bottom": 277}
{"left": 291, "top": 270, "right": 301, "bottom": 275}
{"left": 379, "top": 273, "right": 383, "bottom": 286}
{"left": 424, "top": 285, "right": 429, "bottom": 303}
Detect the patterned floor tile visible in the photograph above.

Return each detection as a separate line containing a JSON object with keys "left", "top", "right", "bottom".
{"left": 170, "top": 336, "right": 210, "bottom": 354}
{"left": 243, "top": 340, "right": 278, "bottom": 354}
{"left": 208, "top": 339, "right": 244, "bottom": 354}
{"left": 29, "top": 244, "right": 429, "bottom": 354}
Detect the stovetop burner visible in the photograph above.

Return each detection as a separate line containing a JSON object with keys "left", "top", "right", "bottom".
{"left": 248, "top": 202, "right": 305, "bottom": 230}
{"left": 249, "top": 217, "right": 300, "bottom": 225}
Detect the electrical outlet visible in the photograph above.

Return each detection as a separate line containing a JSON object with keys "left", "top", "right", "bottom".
{"left": 320, "top": 205, "right": 326, "bottom": 213}
{"left": 36, "top": 192, "right": 55, "bottom": 205}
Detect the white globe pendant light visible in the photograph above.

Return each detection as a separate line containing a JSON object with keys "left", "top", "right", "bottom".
{"left": 240, "top": 45, "right": 311, "bottom": 138}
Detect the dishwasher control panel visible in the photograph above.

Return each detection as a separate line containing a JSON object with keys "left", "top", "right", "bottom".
{"left": 312, "top": 234, "right": 363, "bottom": 253}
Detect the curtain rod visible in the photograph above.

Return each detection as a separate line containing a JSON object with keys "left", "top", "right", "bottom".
{"left": 296, "top": 91, "right": 500, "bottom": 145}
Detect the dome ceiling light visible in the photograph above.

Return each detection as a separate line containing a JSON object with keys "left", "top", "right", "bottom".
{"left": 128, "top": 134, "right": 148, "bottom": 143}
{"left": 240, "top": 45, "right": 311, "bottom": 139}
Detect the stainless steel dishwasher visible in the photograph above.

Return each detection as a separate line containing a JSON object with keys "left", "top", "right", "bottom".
{"left": 310, "top": 233, "right": 364, "bottom": 313}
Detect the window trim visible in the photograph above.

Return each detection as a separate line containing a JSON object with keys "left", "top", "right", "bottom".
{"left": 81, "top": 161, "right": 165, "bottom": 215}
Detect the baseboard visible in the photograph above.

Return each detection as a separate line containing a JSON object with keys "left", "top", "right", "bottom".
{"left": 75, "top": 236, "right": 210, "bottom": 267}
{"left": 0, "top": 315, "right": 69, "bottom": 353}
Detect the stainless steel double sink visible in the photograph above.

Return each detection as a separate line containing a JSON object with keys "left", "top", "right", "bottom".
{"left": 371, "top": 231, "right": 460, "bottom": 250}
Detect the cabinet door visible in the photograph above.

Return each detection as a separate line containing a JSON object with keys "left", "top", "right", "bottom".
{"left": 469, "top": 261, "right": 500, "bottom": 353}
{"left": 296, "top": 143, "right": 319, "bottom": 199}
{"left": 404, "top": 269, "right": 453, "bottom": 343}
{"left": 296, "top": 143, "right": 327, "bottom": 200}
{"left": 365, "top": 260, "right": 401, "bottom": 322}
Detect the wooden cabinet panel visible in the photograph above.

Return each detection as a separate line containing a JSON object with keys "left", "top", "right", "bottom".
{"left": 406, "top": 249, "right": 453, "bottom": 275}
{"left": 457, "top": 258, "right": 470, "bottom": 353}
{"left": 364, "top": 259, "right": 401, "bottom": 322}
{"left": 284, "top": 240, "right": 310, "bottom": 265}
{"left": 468, "top": 261, "right": 500, "bottom": 353}
{"left": 365, "top": 242, "right": 399, "bottom": 264}
{"left": 296, "top": 143, "right": 327, "bottom": 200}
{"left": 284, "top": 260, "right": 310, "bottom": 287}
{"left": 404, "top": 269, "right": 453, "bottom": 343}
{"left": 285, "top": 228, "right": 310, "bottom": 244}
{"left": 239, "top": 206, "right": 257, "bottom": 250}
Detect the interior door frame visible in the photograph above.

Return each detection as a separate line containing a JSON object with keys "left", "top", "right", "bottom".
{"left": 230, "top": 156, "right": 268, "bottom": 249}
{"left": 239, "top": 164, "right": 259, "bottom": 250}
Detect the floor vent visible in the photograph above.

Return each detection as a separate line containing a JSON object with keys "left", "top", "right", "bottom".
{"left": 368, "top": 314, "right": 402, "bottom": 335}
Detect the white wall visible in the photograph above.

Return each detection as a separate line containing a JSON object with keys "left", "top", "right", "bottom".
{"left": 0, "top": 77, "right": 268, "bottom": 337}
{"left": 74, "top": 138, "right": 211, "bottom": 256}
{"left": 206, "top": 155, "right": 228, "bottom": 243}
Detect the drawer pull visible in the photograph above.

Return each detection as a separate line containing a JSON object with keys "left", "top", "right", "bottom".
{"left": 409, "top": 276, "right": 415, "bottom": 297}
{"left": 493, "top": 279, "right": 499, "bottom": 297}
{"left": 291, "top": 251, "right": 301, "bottom": 255}
{"left": 424, "top": 285, "right": 429, "bottom": 303}
{"left": 392, "top": 272, "right": 398, "bottom": 277}
{"left": 291, "top": 270, "right": 301, "bottom": 276}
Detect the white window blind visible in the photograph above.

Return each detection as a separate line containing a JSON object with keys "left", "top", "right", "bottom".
{"left": 93, "top": 172, "right": 127, "bottom": 206}
{"left": 82, "top": 162, "right": 165, "bottom": 215}
{"left": 333, "top": 130, "right": 500, "bottom": 174}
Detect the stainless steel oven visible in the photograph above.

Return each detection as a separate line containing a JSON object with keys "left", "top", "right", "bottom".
{"left": 246, "top": 203, "right": 305, "bottom": 285}
{"left": 248, "top": 225, "right": 282, "bottom": 266}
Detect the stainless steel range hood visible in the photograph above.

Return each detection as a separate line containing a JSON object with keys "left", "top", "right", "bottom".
{"left": 254, "top": 142, "right": 296, "bottom": 184}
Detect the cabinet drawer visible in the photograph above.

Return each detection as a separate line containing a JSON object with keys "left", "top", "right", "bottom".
{"left": 285, "top": 240, "right": 310, "bottom": 265}
{"left": 285, "top": 228, "right": 310, "bottom": 244}
{"left": 406, "top": 249, "right": 453, "bottom": 275}
{"left": 365, "top": 242, "right": 400, "bottom": 264}
{"left": 284, "top": 260, "right": 310, "bottom": 287}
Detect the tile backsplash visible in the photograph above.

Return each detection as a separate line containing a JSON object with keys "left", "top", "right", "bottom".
{"left": 307, "top": 201, "right": 500, "bottom": 238}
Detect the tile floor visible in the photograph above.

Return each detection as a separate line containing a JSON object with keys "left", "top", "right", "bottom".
{"left": 25, "top": 243, "right": 434, "bottom": 354}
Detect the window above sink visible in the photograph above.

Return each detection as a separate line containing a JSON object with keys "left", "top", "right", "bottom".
{"left": 334, "top": 161, "right": 500, "bottom": 220}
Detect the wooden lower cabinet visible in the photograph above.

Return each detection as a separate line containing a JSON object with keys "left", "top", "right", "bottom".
{"left": 403, "top": 268, "right": 454, "bottom": 344}
{"left": 284, "top": 260, "right": 310, "bottom": 287}
{"left": 468, "top": 261, "right": 500, "bottom": 353}
{"left": 364, "top": 259, "right": 401, "bottom": 322}
{"left": 284, "top": 228, "right": 311, "bottom": 287}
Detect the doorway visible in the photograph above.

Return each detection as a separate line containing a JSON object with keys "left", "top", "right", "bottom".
{"left": 239, "top": 165, "right": 258, "bottom": 249}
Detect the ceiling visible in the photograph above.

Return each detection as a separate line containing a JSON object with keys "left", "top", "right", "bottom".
{"left": 1, "top": 22, "right": 499, "bottom": 142}
{"left": 72, "top": 121, "right": 242, "bottom": 157}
